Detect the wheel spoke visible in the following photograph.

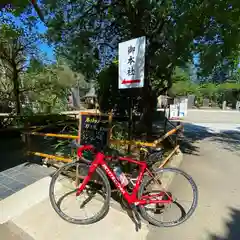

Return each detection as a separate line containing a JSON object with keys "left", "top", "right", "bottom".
{"left": 49, "top": 162, "right": 111, "bottom": 225}
{"left": 138, "top": 167, "right": 198, "bottom": 227}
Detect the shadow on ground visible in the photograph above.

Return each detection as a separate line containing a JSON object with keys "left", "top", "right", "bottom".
{"left": 180, "top": 123, "right": 240, "bottom": 155}
{"left": 208, "top": 207, "right": 240, "bottom": 240}
{"left": 0, "top": 133, "right": 26, "bottom": 172}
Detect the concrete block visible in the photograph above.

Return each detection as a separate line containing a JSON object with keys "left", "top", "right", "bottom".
{"left": 0, "top": 177, "right": 52, "bottom": 224}
{"left": 0, "top": 221, "right": 34, "bottom": 240}
{"left": 12, "top": 198, "right": 149, "bottom": 240}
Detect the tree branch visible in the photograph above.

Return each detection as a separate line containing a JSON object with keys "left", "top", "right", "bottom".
{"left": 29, "top": 0, "right": 45, "bottom": 23}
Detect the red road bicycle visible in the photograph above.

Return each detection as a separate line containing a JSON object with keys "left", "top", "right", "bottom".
{"left": 49, "top": 143, "right": 198, "bottom": 227}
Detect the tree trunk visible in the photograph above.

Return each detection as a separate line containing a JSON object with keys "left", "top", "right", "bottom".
{"left": 12, "top": 71, "right": 21, "bottom": 114}
{"left": 141, "top": 85, "right": 157, "bottom": 141}
{"left": 140, "top": 75, "right": 172, "bottom": 141}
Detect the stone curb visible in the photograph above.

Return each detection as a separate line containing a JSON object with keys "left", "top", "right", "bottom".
{"left": 160, "top": 149, "right": 184, "bottom": 189}
{"left": 0, "top": 177, "right": 51, "bottom": 224}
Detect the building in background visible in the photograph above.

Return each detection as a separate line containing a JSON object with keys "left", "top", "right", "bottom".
{"left": 68, "top": 80, "right": 97, "bottom": 110}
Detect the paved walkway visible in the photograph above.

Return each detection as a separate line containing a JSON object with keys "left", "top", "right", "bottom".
{"left": 147, "top": 138, "right": 240, "bottom": 240}
{"left": 0, "top": 164, "right": 54, "bottom": 200}
{"left": 184, "top": 109, "right": 240, "bottom": 123}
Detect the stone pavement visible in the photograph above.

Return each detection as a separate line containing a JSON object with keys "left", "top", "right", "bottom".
{"left": 184, "top": 109, "right": 240, "bottom": 124}
{"left": 183, "top": 122, "right": 240, "bottom": 135}
{"left": 0, "top": 163, "right": 54, "bottom": 200}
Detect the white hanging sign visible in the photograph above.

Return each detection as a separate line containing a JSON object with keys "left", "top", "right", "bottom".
{"left": 118, "top": 36, "right": 146, "bottom": 89}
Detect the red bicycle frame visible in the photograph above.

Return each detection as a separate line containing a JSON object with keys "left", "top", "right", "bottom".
{"left": 76, "top": 145, "right": 173, "bottom": 206}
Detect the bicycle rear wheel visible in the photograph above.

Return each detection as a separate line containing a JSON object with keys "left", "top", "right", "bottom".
{"left": 138, "top": 167, "right": 198, "bottom": 227}
{"left": 49, "top": 161, "right": 111, "bottom": 224}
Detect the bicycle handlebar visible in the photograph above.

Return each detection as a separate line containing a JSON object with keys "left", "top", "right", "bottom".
{"left": 76, "top": 143, "right": 119, "bottom": 162}
{"left": 77, "top": 144, "right": 95, "bottom": 158}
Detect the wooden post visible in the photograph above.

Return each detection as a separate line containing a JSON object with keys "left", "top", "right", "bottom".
{"left": 108, "top": 110, "right": 113, "bottom": 146}
{"left": 78, "top": 112, "right": 82, "bottom": 144}
{"left": 127, "top": 97, "right": 133, "bottom": 153}
{"left": 24, "top": 121, "right": 32, "bottom": 153}
{"left": 164, "top": 107, "right": 168, "bottom": 133}
{"left": 76, "top": 112, "right": 82, "bottom": 186}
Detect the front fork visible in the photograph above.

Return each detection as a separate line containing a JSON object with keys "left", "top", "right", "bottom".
{"left": 76, "top": 153, "right": 103, "bottom": 196}
{"left": 76, "top": 163, "right": 97, "bottom": 196}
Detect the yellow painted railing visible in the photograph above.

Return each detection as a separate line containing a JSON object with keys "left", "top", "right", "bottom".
{"left": 25, "top": 122, "right": 183, "bottom": 165}
{"left": 29, "top": 152, "right": 72, "bottom": 163}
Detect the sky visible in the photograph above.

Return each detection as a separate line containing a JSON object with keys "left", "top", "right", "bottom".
{"left": 36, "top": 21, "right": 55, "bottom": 61}
{"left": 1, "top": 9, "right": 55, "bottom": 62}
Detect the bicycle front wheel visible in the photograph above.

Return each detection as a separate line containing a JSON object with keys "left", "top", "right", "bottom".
{"left": 138, "top": 167, "right": 198, "bottom": 227}
{"left": 49, "top": 161, "right": 111, "bottom": 224}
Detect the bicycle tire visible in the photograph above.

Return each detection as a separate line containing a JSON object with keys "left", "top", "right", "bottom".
{"left": 138, "top": 167, "right": 198, "bottom": 227}
{"left": 49, "top": 161, "right": 111, "bottom": 225}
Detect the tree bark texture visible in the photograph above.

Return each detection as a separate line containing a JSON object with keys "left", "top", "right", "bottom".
{"left": 12, "top": 70, "right": 21, "bottom": 114}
